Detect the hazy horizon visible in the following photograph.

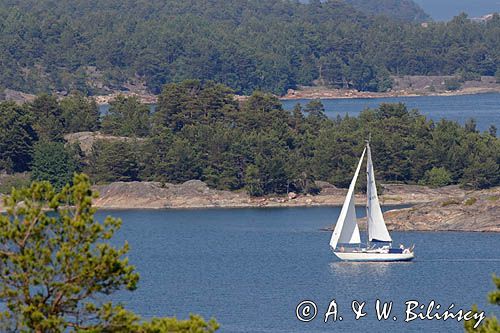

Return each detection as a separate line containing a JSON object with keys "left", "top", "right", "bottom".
{"left": 413, "top": 0, "right": 499, "bottom": 21}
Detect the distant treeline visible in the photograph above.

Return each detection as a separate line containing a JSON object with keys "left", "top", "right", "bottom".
{"left": 1, "top": 80, "right": 498, "bottom": 194}
{"left": 0, "top": 0, "right": 499, "bottom": 95}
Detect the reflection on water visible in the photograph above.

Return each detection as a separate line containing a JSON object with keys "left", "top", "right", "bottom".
{"left": 329, "top": 261, "right": 412, "bottom": 276}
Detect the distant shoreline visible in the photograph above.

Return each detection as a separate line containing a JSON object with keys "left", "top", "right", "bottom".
{"left": 1, "top": 181, "right": 498, "bottom": 233}
{"left": 279, "top": 86, "right": 500, "bottom": 101}
{"left": 93, "top": 86, "right": 500, "bottom": 106}
{"left": 65, "top": 181, "right": 500, "bottom": 233}
{"left": 4, "top": 75, "right": 500, "bottom": 106}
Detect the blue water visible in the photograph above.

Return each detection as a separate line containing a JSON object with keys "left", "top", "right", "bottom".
{"left": 281, "top": 93, "right": 500, "bottom": 132}
{"left": 98, "top": 93, "right": 499, "bottom": 133}
{"left": 98, "top": 207, "right": 500, "bottom": 332}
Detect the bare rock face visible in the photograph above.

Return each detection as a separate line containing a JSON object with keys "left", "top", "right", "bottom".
{"left": 2, "top": 89, "right": 36, "bottom": 104}
{"left": 316, "top": 181, "right": 347, "bottom": 196}
{"left": 380, "top": 184, "right": 466, "bottom": 204}
{"left": 2, "top": 176, "right": 498, "bottom": 233}
{"left": 64, "top": 132, "right": 145, "bottom": 155}
{"left": 384, "top": 187, "right": 500, "bottom": 232}
{"left": 92, "top": 181, "right": 253, "bottom": 209}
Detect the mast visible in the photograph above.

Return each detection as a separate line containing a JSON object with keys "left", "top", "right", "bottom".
{"left": 366, "top": 141, "right": 392, "bottom": 244}
{"left": 365, "top": 136, "right": 371, "bottom": 244}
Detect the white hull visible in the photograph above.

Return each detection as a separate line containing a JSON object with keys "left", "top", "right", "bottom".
{"left": 333, "top": 251, "right": 415, "bottom": 262}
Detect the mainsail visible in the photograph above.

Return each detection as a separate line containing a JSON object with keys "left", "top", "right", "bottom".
{"left": 329, "top": 148, "right": 366, "bottom": 249}
{"left": 366, "top": 144, "right": 392, "bottom": 243}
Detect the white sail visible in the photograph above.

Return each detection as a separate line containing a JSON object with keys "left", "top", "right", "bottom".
{"left": 366, "top": 144, "right": 392, "bottom": 243}
{"left": 330, "top": 148, "right": 366, "bottom": 249}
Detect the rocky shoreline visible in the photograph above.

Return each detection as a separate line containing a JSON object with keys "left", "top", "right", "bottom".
{"left": 1, "top": 181, "right": 498, "bottom": 232}
{"left": 322, "top": 186, "right": 500, "bottom": 233}
{"left": 93, "top": 75, "right": 500, "bottom": 104}
{"left": 280, "top": 85, "right": 500, "bottom": 100}
{"left": 90, "top": 181, "right": 467, "bottom": 210}
{"left": 3, "top": 76, "right": 499, "bottom": 106}
{"left": 91, "top": 181, "right": 498, "bottom": 233}
{"left": 281, "top": 75, "right": 500, "bottom": 100}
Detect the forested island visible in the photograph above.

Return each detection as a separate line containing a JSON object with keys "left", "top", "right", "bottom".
{"left": 0, "top": 0, "right": 499, "bottom": 97}
{"left": 1, "top": 80, "right": 498, "bottom": 197}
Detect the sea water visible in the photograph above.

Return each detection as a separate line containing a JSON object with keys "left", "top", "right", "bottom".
{"left": 281, "top": 92, "right": 500, "bottom": 132}
{"left": 101, "top": 207, "right": 500, "bottom": 332}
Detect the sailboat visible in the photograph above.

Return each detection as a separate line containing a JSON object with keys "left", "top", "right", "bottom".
{"left": 329, "top": 141, "right": 415, "bottom": 262}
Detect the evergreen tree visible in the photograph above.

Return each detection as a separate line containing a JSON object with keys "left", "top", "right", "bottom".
{"left": 462, "top": 158, "right": 500, "bottom": 189}
{"left": 0, "top": 1, "right": 498, "bottom": 95}
{"left": 0, "top": 174, "right": 219, "bottom": 332}
{"left": 29, "top": 94, "right": 65, "bottom": 142}
{"left": 60, "top": 93, "right": 100, "bottom": 133}
{"left": 464, "top": 275, "right": 500, "bottom": 333}
{"left": 244, "top": 164, "right": 264, "bottom": 196}
{"left": 488, "top": 125, "right": 497, "bottom": 137}
{"left": 88, "top": 140, "right": 141, "bottom": 183}
{"left": 155, "top": 80, "right": 237, "bottom": 132}
{"left": 31, "top": 141, "right": 76, "bottom": 189}
{"left": 162, "top": 137, "right": 203, "bottom": 183}
{"left": 0, "top": 101, "right": 36, "bottom": 172}
{"left": 102, "top": 95, "right": 150, "bottom": 137}
{"left": 419, "top": 167, "right": 452, "bottom": 188}
{"left": 290, "top": 103, "right": 305, "bottom": 133}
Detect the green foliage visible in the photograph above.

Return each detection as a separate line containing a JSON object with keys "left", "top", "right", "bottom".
{"left": 0, "top": 1, "right": 498, "bottom": 95}
{"left": 462, "top": 158, "right": 500, "bottom": 190}
{"left": 466, "top": 118, "right": 478, "bottom": 133}
{"left": 419, "top": 167, "right": 452, "bottom": 188}
{"left": 0, "top": 175, "right": 218, "bottom": 332}
{"left": 490, "top": 275, "right": 500, "bottom": 306}
{"left": 29, "top": 94, "right": 65, "bottom": 142}
{"left": 304, "top": 100, "right": 327, "bottom": 121}
{"left": 102, "top": 95, "right": 150, "bottom": 137}
{"left": 2, "top": 81, "right": 500, "bottom": 194}
{"left": 345, "top": 0, "right": 430, "bottom": 22}
{"left": 0, "top": 101, "right": 36, "bottom": 172}
{"left": 159, "top": 136, "right": 203, "bottom": 183}
{"left": 138, "top": 315, "right": 219, "bottom": 333}
{"left": 245, "top": 164, "right": 264, "bottom": 197}
{"left": 464, "top": 275, "right": 500, "bottom": 333}
{"left": 149, "top": 84, "right": 499, "bottom": 193}
{"left": 155, "top": 80, "right": 237, "bottom": 132}
{"left": 60, "top": 93, "right": 100, "bottom": 133}
{"left": 87, "top": 140, "right": 141, "bottom": 183}
{"left": 31, "top": 141, "right": 76, "bottom": 189}
{"left": 489, "top": 125, "right": 497, "bottom": 137}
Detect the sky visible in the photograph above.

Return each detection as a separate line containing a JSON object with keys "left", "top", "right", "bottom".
{"left": 413, "top": 0, "right": 500, "bottom": 21}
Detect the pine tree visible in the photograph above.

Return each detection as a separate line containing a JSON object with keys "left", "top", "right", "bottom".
{"left": 0, "top": 174, "right": 219, "bottom": 332}
{"left": 31, "top": 141, "right": 76, "bottom": 189}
